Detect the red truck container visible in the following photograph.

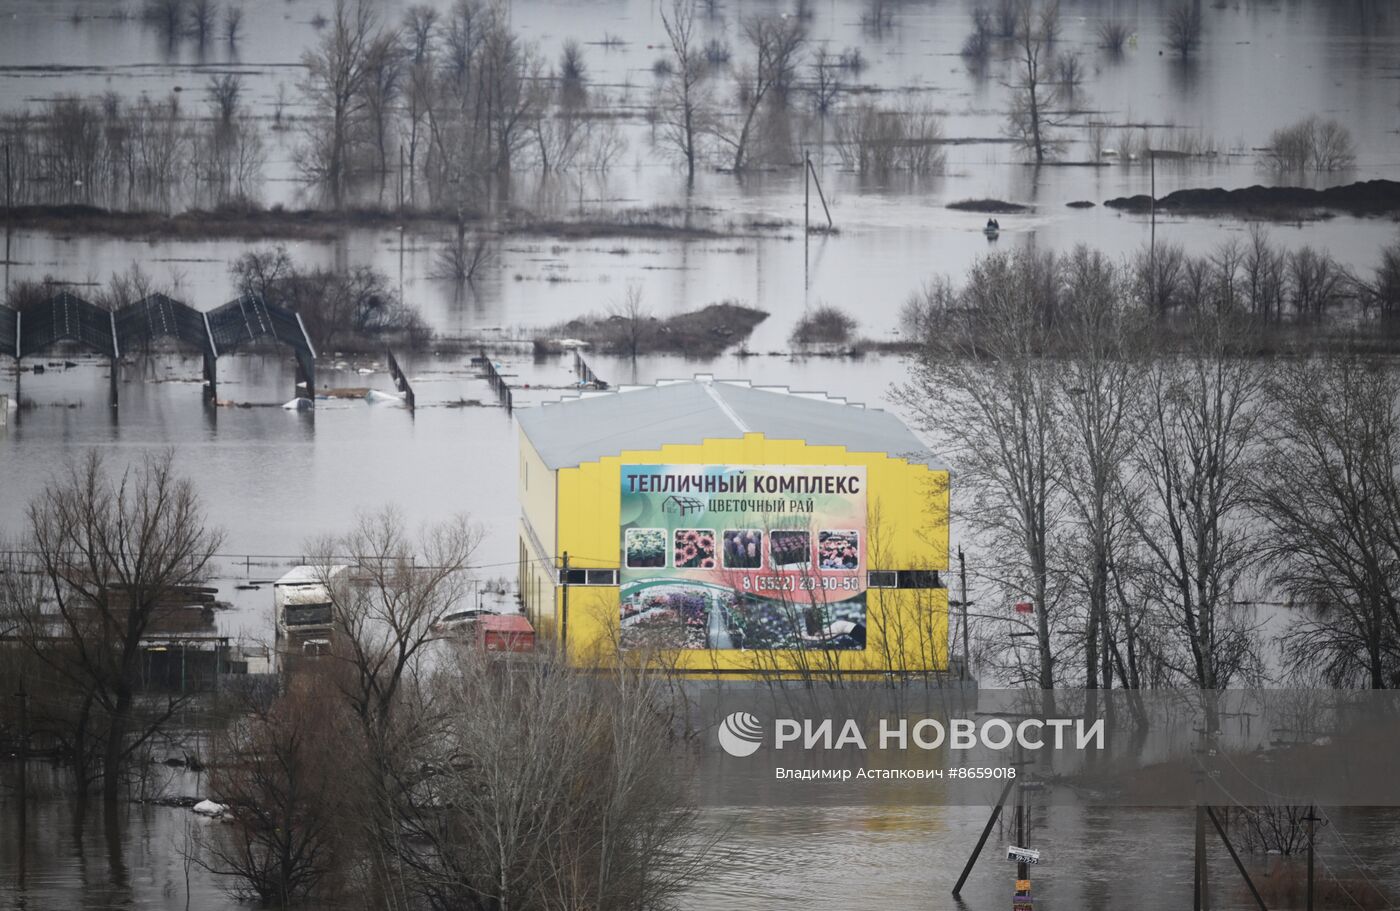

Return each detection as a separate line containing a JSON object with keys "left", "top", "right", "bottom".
{"left": 477, "top": 614, "right": 535, "bottom": 653}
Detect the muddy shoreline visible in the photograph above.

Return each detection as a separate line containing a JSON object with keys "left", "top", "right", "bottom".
{"left": 1103, "top": 179, "right": 1400, "bottom": 217}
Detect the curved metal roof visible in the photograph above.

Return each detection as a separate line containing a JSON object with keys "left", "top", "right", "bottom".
{"left": 516, "top": 375, "right": 945, "bottom": 470}
{"left": 0, "top": 291, "right": 314, "bottom": 362}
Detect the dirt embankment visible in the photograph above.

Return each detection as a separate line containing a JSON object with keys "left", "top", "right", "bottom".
{"left": 1103, "top": 179, "right": 1400, "bottom": 217}
{"left": 947, "top": 198, "right": 1033, "bottom": 214}
{"left": 537, "top": 303, "right": 768, "bottom": 358}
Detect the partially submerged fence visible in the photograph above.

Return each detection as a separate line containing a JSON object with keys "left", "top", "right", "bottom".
{"left": 478, "top": 348, "right": 513, "bottom": 412}
{"left": 385, "top": 347, "right": 415, "bottom": 411}
{"left": 573, "top": 349, "right": 608, "bottom": 389}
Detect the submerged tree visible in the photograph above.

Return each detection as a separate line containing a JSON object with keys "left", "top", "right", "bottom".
{"left": 1165, "top": 4, "right": 1203, "bottom": 58}
{"left": 11, "top": 452, "right": 222, "bottom": 804}
{"left": 308, "top": 508, "right": 483, "bottom": 902}
{"left": 899, "top": 249, "right": 1064, "bottom": 696}
{"left": 1129, "top": 312, "right": 1266, "bottom": 703}
{"left": 199, "top": 676, "right": 351, "bottom": 905}
{"left": 1261, "top": 116, "right": 1356, "bottom": 173}
{"left": 1256, "top": 356, "right": 1400, "bottom": 688}
{"left": 656, "top": 0, "right": 710, "bottom": 182}
{"left": 1051, "top": 248, "right": 1147, "bottom": 719}
{"left": 300, "top": 0, "right": 382, "bottom": 205}
{"left": 404, "top": 656, "right": 706, "bottom": 910}
{"left": 1005, "top": 0, "right": 1066, "bottom": 163}
{"left": 718, "top": 13, "right": 805, "bottom": 172}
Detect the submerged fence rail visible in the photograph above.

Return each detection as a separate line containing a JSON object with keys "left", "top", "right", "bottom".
{"left": 385, "top": 347, "right": 415, "bottom": 411}
{"left": 478, "top": 347, "right": 513, "bottom": 413}
{"left": 573, "top": 349, "right": 608, "bottom": 389}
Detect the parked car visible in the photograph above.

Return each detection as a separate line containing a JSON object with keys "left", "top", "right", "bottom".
{"left": 432, "top": 608, "right": 489, "bottom": 635}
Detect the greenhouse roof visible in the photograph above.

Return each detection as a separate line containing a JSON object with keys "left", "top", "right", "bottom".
{"left": 516, "top": 376, "right": 945, "bottom": 470}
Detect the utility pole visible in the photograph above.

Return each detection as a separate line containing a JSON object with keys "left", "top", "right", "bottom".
{"left": 560, "top": 551, "right": 570, "bottom": 658}
{"left": 1016, "top": 775, "right": 1027, "bottom": 881}
{"left": 4, "top": 142, "right": 11, "bottom": 303}
{"left": 958, "top": 546, "right": 970, "bottom": 681}
{"left": 1194, "top": 720, "right": 1211, "bottom": 911}
{"left": 15, "top": 680, "right": 29, "bottom": 884}
{"left": 804, "top": 150, "right": 810, "bottom": 236}
{"left": 1305, "top": 804, "right": 1318, "bottom": 911}
{"left": 804, "top": 149, "right": 811, "bottom": 291}
{"left": 1147, "top": 128, "right": 1157, "bottom": 311}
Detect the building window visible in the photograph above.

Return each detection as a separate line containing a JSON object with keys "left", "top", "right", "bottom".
{"left": 868, "top": 571, "right": 898, "bottom": 589}
{"left": 897, "top": 570, "right": 942, "bottom": 589}
{"left": 558, "top": 568, "right": 619, "bottom": 586}
{"left": 868, "top": 570, "right": 943, "bottom": 589}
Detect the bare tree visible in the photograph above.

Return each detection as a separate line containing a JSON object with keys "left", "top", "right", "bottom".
{"left": 1261, "top": 116, "right": 1356, "bottom": 173}
{"left": 187, "top": 0, "right": 217, "bottom": 43}
{"left": 143, "top": 0, "right": 187, "bottom": 39}
{"left": 609, "top": 283, "right": 651, "bottom": 359}
{"left": 834, "top": 101, "right": 945, "bottom": 175}
{"left": 1129, "top": 312, "right": 1266, "bottom": 705}
{"left": 361, "top": 28, "right": 407, "bottom": 177}
{"left": 1005, "top": 0, "right": 1065, "bottom": 163}
{"left": 1242, "top": 225, "right": 1287, "bottom": 321}
{"left": 1135, "top": 241, "right": 1187, "bottom": 315}
{"left": 1052, "top": 248, "right": 1146, "bottom": 717}
{"left": 1165, "top": 4, "right": 1203, "bottom": 58}
{"left": 898, "top": 249, "right": 1064, "bottom": 696}
{"left": 656, "top": 0, "right": 709, "bottom": 183}
{"left": 206, "top": 73, "right": 242, "bottom": 125}
{"left": 1365, "top": 233, "right": 1400, "bottom": 324}
{"left": 560, "top": 38, "right": 587, "bottom": 84}
{"left": 223, "top": 4, "right": 242, "bottom": 43}
{"left": 1257, "top": 355, "right": 1400, "bottom": 688}
{"left": 400, "top": 5, "right": 437, "bottom": 201}
{"left": 13, "top": 452, "right": 222, "bottom": 804}
{"left": 431, "top": 220, "right": 492, "bottom": 284}
{"left": 1098, "top": 19, "right": 1130, "bottom": 54}
{"left": 403, "top": 656, "right": 706, "bottom": 911}
{"left": 309, "top": 508, "right": 483, "bottom": 898}
{"left": 718, "top": 13, "right": 805, "bottom": 172}
{"left": 301, "top": 0, "right": 381, "bottom": 204}
{"left": 198, "top": 676, "right": 350, "bottom": 905}
{"left": 962, "top": 7, "right": 994, "bottom": 63}
{"left": 808, "top": 45, "right": 841, "bottom": 115}
{"left": 230, "top": 248, "right": 419, "bottom": 349}
{"left": 1287, "top": 246, "right": 1351, "bottom": 319}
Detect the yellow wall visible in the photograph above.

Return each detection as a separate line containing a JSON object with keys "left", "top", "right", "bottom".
{"left": 520, "top": 431, "right": 950, "bottom": 675}
{"left": 519, "top": 429, "right": 560, "bottom": 635}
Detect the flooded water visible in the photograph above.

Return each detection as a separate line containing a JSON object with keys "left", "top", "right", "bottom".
{"left": 4, "top": 0, "right": 1400, "bottom": 349}
{"left": 4, "top": 771, "right": 1400, "bottom": 910}
{"left": 5, "top": 0, "right": 1400, "bottom": 907}
{"left": 0, "top": 346, "right": 1357, "bottom": 911}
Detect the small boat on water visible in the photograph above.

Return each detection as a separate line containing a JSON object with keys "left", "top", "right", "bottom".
{"left": 983, "top": 223, "right": 1001, "bottom": 239}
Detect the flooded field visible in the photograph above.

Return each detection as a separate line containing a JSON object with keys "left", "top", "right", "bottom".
{"left": 3, "top": 0, "right": 1400, "bottom": 349}
{"left": 5, "top": 0, "right": 1400, "bottom": 908}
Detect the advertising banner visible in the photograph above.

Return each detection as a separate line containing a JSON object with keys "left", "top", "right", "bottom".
{"left": 620, "top": 464, "right": 867, "bottom": 651}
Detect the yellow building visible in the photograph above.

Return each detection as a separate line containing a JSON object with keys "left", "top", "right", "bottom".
{"left": 516, "top": 376, "right": 950, "bottom": 677}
